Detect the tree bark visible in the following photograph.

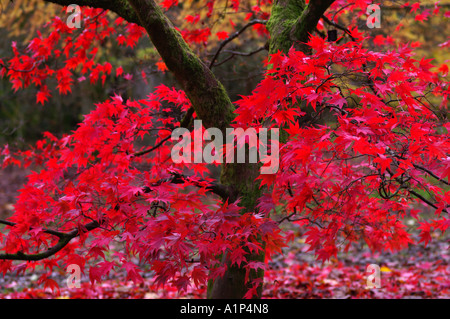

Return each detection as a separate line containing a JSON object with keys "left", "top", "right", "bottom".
{"left": 206, "top": 161, "right": 265, "bottom": 299}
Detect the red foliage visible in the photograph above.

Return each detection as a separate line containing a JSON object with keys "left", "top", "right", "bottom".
{"left": 0, "top": 1, "right": 449, "bottom": 298}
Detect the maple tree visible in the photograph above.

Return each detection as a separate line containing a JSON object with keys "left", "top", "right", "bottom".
{"left": 0, "top": 0, "right": 449, "bottom": 299}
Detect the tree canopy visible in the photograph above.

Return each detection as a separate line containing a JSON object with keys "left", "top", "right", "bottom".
{"left": 0, "top": 0, "right": 449, "bottom": 299}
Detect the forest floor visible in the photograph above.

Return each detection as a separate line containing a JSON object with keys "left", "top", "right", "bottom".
{"left": 0, "top": 166, "right": 449, "bottom": 299}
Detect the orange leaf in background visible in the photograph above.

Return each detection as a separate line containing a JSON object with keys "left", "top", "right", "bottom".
{"left": 438, "top": 63, "right": 449, "bottom": 76}
{"left": 216, "top": 31, "right": 229, "bottom": 40}
{"left": 156, "top": 60, "right": 168, "bottom": 72}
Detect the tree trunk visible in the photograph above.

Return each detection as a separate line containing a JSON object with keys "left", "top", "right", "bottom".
{"left": 207, "top": 161, "right": 264, "bottom": 299}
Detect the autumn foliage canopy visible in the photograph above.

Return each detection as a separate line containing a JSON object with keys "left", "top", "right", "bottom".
{"left": 0, "top": 0, "right": 449, "bottom": 298}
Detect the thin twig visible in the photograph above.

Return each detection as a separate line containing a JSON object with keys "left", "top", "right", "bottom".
{"left": 209, "top": 19, "right": 267, "bottom": 69}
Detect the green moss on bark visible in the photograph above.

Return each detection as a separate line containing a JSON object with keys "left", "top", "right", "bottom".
{"left": 266, "top": 0, "right": 305, "bottom": 54}
{"left": 206, "top": 160, "right": 264, "bottom": 298}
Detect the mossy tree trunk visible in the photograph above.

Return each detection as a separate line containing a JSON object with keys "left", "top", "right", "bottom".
{"left": 206, "top": 161, "right": 264, "bottom": 299}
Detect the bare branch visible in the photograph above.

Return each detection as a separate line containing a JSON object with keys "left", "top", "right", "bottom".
{"left": 209, "top": 20, "right": 267, "bottom": 69}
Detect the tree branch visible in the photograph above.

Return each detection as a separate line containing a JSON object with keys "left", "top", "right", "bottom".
{"left": 0, "top": 219, "right": 67, "bottom": 239}
{"left": 321, "top": 14, "right": 356, "bottom": 41}
{"left": 145, "top": 172, "right": 231, "bottom": 200}
{"left": 213, "top": 46, "right": 267, "bottom": 67}
{"left": 390, "top": 154, "right": 450, "bottom": 187}
{"left": 291, "top": 0, "right": 336, "bottom": 44}
{"left": 412, "top": 164, "right": 450, "bottom": 186}
{"left": 409, "top": 190, "right": 439, "bottom": 210}
{"left": 0, "top": 220, "right": 101, "bottom": 261}
{"left": 209, "top": 19, "right": 267, "bottom": 69}
{"left": 133, "top": 107, "right": 194, "bottom": 157}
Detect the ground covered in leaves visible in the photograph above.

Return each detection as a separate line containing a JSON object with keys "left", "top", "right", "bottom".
{"left": 0, "top": 240, "right": 448, "bottom": 299}
{"left": 0, "top": 167, "right": 449, "bottom": 299}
